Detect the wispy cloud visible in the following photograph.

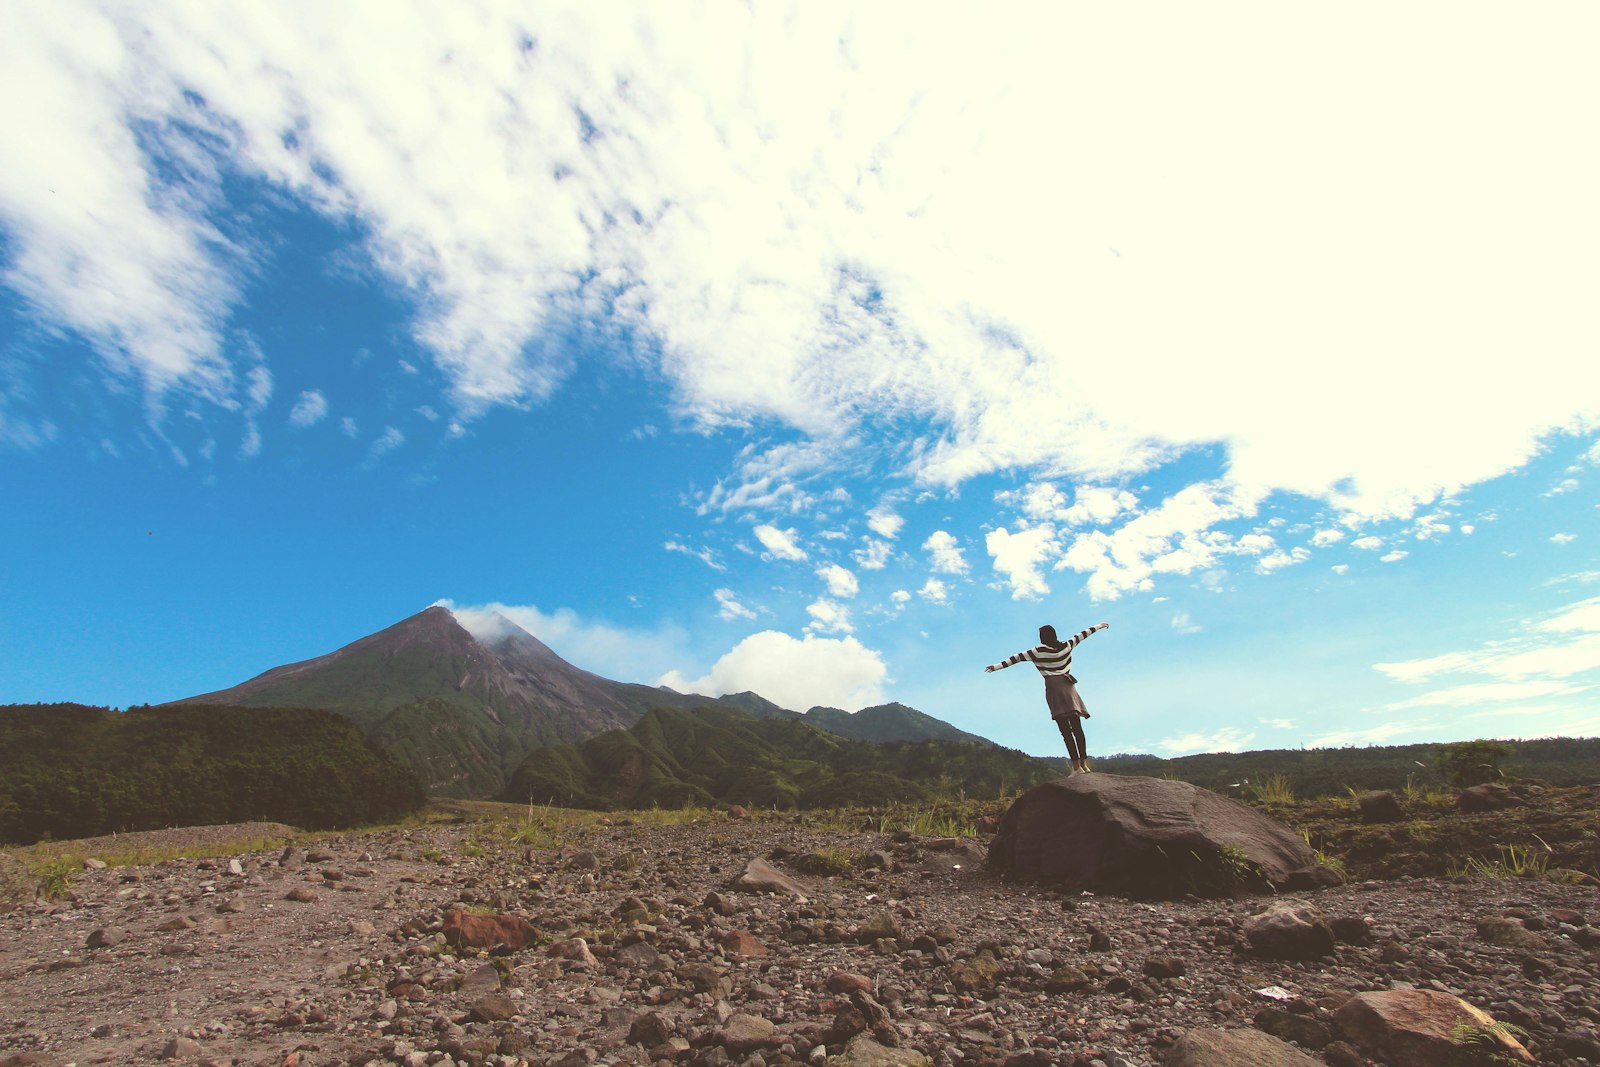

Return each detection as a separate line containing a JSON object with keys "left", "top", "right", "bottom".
{"left": 713, "top": 588, "right": 756, "bottom": 621}
{"left": 288, "top": 389, "right": 329, "bottom": 428}
{"left": 664, "top": 539, "right": 726, "bottom": 572}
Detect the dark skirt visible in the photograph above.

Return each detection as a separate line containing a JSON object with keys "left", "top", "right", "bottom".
{"left": 1043, "top": 674, "right": 1088, "bottom": 719}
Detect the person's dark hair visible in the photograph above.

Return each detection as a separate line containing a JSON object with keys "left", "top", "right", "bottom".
{"left": 1039, "top": 624, "right": 1063, "bottom": 649}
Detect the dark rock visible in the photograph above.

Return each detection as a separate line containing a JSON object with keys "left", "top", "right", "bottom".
{"left": 468, "top": 994, "right": 518, "bottom": 1022}
{"left": 1458, "top": 784, "right": 1525, "bottom": 811}
{"left": 1143, "top": 955, "right": 1186, "bottom": 979}
{"left": 1254, "top": 1006, "right": 1331, "bottom": 1048}
{"left": 1329, "top": 915, "right": 1371, "bottom": 944}
{"left": 1476, "top": 917, "right": 1546, "bottom": 950}
{"left": 85, "top": 926, "right": 127, "bottom": 949}
{"left": 628, "top": 1011, "right": 675, "bottom": 1047}
{"left": 1357, "top": 791, "right": 1404, "bottom": 823}
{"left": 987, "top": 775, "right": 1322, "bottom": 896}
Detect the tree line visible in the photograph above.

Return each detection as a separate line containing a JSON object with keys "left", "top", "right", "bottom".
{"left": 0, "top": 703, "right": 426, "bottom": 846}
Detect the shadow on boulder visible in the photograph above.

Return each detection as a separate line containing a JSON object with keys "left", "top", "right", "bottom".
{"left": 987, "top": 774, "right": 1339, "bottom": 898}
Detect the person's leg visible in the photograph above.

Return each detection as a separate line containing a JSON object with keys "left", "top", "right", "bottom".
{"left": 1067, "top": 716, "right": 1088, "bottom": 770}
{"left": 1055, "top": 716, "right": 1084, "bottom": 766}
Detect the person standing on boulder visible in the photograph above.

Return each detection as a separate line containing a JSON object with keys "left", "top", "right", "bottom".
{"left": 985, "top": 622, "right": 1109, "bottom": 773}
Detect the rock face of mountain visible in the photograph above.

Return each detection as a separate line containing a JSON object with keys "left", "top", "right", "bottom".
{"left": 176, "top": 606, "right": 704, "bottom": 798}
{"left": 176, "top": 606, "right": 998, "bottom": 800}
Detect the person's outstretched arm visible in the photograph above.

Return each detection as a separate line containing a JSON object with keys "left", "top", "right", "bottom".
{"left": 984, "top": 648, "right": 1034, "bottom": 673}
{"left": 1063, "top": 622, "right": 1110, "bottom": 650}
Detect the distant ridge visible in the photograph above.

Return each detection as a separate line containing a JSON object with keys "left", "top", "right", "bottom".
{"left": 174, "top": 606, "right": 994, "bottom": 798}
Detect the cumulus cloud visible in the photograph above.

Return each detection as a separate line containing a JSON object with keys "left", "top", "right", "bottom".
{"left": 804, "top": 597, "right": 853, "bottom": 635}
{"left": 658, "top": 630, "right": 887, "bottom": 711}
{"left": 1152, "top": 726, "right": 1256, "bottom": 757}
{"left": 817, "top": 563, "right": 859, "bottom": 599}
{"left": 853, "top": 539, "right": 892, "bottom": 571}
{"left": 1551, "top": 532, "right": 1577, "bottom": 544}
{"left": 918, "top": 578, "right": 949, "bottom": 604}
{"left": 922, "top": 530, "right": 969, "bottom": 575}
{"left": 5, "top": 2, "right": 1598, "bottom": 560}
{"left": 1311, "top": 528, "right": 1345, "bottom": 547}
{"left": 1351, "top": 536, "right": 1384, "bottom": 551}
{"left": 986, "top": 525, "right": 1061, "bottom": 600}
{"left": 866, "top": 507, "right": 904, "bottom": 540}
{"left": 753, "top": 524, "right": 807, "bottom": 561}
{"left": 288, "top": 389, "right": 329, "bottom": 428}
{"left": 713, "top": 587, "right": 756, "bottom": 621}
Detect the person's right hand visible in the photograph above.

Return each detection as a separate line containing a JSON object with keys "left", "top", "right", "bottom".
{"left": 1098, "top": 621, "right": 1110, "bottom": 630}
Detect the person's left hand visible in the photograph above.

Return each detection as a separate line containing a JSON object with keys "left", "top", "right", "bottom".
{"left": 984, "top": 665, "right": 996, "bottom": 672}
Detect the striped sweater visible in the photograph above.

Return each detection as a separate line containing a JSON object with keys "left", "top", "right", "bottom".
{"left": 987, "top": 627, "right": 1098, "bottom": 678}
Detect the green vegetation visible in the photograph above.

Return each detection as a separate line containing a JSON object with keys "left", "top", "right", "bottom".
{"left": 1446, "top": 842, "right": 1587, "bottom": 884}
{"left": 1098, "top": 736, "right": 1600, "bottom": 798}
{"left": 498, "top": 705, "right": 1058, "bottom": 811}
{"left": 1449, "top": 1020, "right": 1531, "bottom": 1066}
{"left": 1436, "top": 739, "right": 1517, "bottom": 788}
{"left": 0, "top": 703, "right": 426, "bottom": 846}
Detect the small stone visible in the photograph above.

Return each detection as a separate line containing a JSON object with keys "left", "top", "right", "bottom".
{"left": 161, "top": 1035, "right": 204, "bottom": 1059}
{"left": 469, "top": 994, "right": 519, "bottom": 1023}
{"left": 826, "top": 972, "right": 875, "bottom": 995}
{"left": 284, "top": 887, "right": 318, "bottom": 903}
{"left": 86, "top": 926, "right": 127, "bottom": 949}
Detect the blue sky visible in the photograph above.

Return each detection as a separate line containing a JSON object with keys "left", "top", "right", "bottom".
{"left": 2, "top": 3, "right": 1598, "bottom": 760}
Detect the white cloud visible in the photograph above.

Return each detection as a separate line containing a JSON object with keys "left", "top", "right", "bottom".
{"left": 713, "top": 587, "right": 756, "bottom": 621}
{"left": 1311, "top": 529, "right": 1345, "bottom": 547}
{"left": 923, "top": 530, "right": 969, "bottom": 575}
{"left": 890, "top": 589, "right": 911, "bottom": 606}
{"left": 918, "top": 578, "right": 949, "bottom": 604}
{"left": 288, "top": 389, "right": 329, "bottom": 428}
{"left": 817, "top": 563, "right": 859, "bottom": 599}
{"left": 5, "top": 1, "right": 1599, "bottom": 550}
{"left": 853, "top": 538, "right": 892, "bottom": 571}
{"left": 986, "top": 524, "right": 1061, "bottom": 600}
{"left": 753, "top": 524, "right": 807, "bottom": 561}
{"left": 1380, "top": 550, "right": 1408, "bottom": 563}
{"left": 1171, "top": 611, "right": 1201, "bottom": 634}
{"left": 1256, "top": 547, "right": 1311, "bottom": 574}
{"left": 1551, "top": 532, "right": 1577, "bottom": 544}
{"left": 1351, "top": 536, "right": 1384, "bottom": 551}
{"left": 438, "top": 597, "right": 692, "bottom": 684}
{"left": 1384, "top": 679, "right": 1590, "bottom": 711}
{"left": 866, "top": 507, "right": 904, "bottom": 540}
{"left": 1055, "top": 481, "right": 1263, "bottom": 600}
{"left": 804, "top": 597, "right": 853, "bottom": 634}
{"left": 339, "top": 416, "right": 358, "bottom": 438}
{"left": 364, "top": 425, "right": 404, "bottom": 465}
{"left": 1331, "top": 564, "right": 1349, "bottom": 575}
{"left": 660, "top": 630, "right": 887, "bottom": 711}
{"left": 664, "top": 539, "right": 726, "bottom": 572}
{"left": 1152, "top": 726, "right": 1257, "bottom": 757}
{"left": 1373, "top": 597, "right": 1600, "bottom": 718}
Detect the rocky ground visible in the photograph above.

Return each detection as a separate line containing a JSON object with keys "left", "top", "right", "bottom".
{"left": 1, "top": 792, "right": 1597, "bottom": 1067}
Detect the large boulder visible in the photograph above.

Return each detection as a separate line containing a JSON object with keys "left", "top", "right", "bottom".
{"left": 1334, "top": 989, "right": 1535, "bottom": 1066}
{"left": 987, "top": 774, "right": 1334, "bottom": 897}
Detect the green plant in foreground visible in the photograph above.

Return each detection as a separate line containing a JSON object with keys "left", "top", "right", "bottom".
{"left": 1251, "top": 774, "right": 1295, "bottom": 804}
{"left": 1449, "top": 1019, "right": 1530, "bottom": 1065}
{"left": 794, "top": 847, "right": 855, "bottom": 876}
{"left": 1446, "top": 843, "right": 1584, "bottom": 884}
